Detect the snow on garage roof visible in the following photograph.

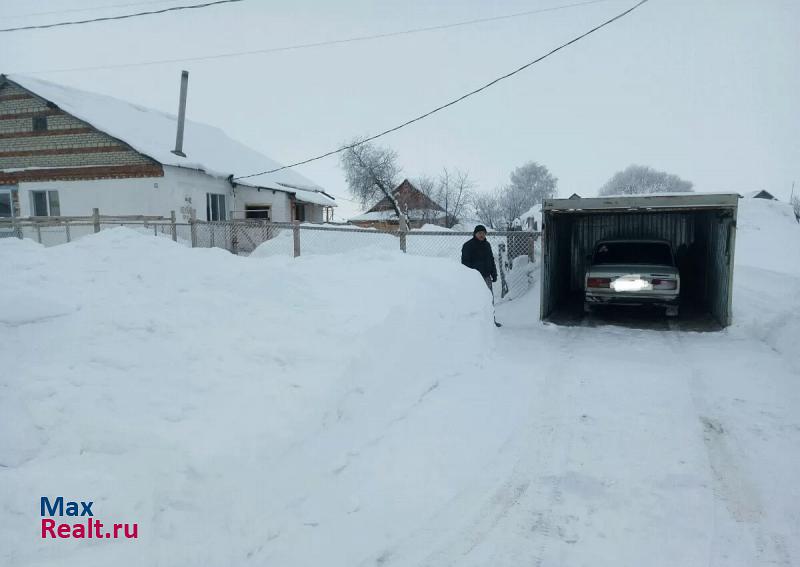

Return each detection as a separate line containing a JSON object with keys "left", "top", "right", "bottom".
{"left": 544, "top": 193, "right": 740, "bottom": 212}
{"left": 5, "top": 75, "right": 333, "bottom": 206}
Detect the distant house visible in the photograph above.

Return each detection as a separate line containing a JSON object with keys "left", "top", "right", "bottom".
{"left": 349, "top": 179, "right": 446, "bottom": 230}
{"left": 518, "top": 204, "right": 542, "bottom": 231}
{"left": 744, "top": 190, "right": 777, "bottom": 200}
{"left": 568, "top": 193, "right": 582, "bottom": 199}
{"left": 0, "top": 74, "right": 335, "bottom": 223}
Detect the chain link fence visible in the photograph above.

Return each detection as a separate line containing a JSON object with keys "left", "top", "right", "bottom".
{"left": 2, "top": 216, "right": 540, "bottom": 301}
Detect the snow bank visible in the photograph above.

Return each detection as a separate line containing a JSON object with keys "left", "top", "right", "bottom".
{"left": 252, "top": 226, "right": 398, "bottom": 257}
{"left": 0, "top": 228, "right": 499, "bottom": 567}
{"left": 731, "top": 198, "right": 800, "bottom": 370}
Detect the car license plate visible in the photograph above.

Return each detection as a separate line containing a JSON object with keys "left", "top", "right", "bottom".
{"left": 611, "top": 276, "right": 653, "bottom": 292}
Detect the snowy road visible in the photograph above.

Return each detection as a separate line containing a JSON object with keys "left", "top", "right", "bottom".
{"left": 387, "top": 296, "right": 798, "bottom": 567}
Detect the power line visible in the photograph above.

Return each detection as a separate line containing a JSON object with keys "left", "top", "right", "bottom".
{"left": 4, "top": 0, "right": 184, "bottom": 21}
{"left": 234, "top": 0, "right": 650, "bottom": 181}
{"left": 0, "top": 0, "right": 245, "bottom": 33}
{"left": 18, "top": 0, "right": 616, "bottom": 74}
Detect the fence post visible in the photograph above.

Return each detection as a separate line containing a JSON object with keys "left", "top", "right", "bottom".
{"left": 528, "top": 232, "right": 535, "bottom": 262}
{"left": 12, "top": 216, "right": 21, "bottom": 239}
{"left": 92, "top": 208, "right": 100, "bottom": 233}
{"left": 170, "top": 210, "right": 177, "bottom": 242}
{"left": 292, "top": 221, "right": 301, "bottom": 257}
{"left": 36, "top": 223, "right": 42, "bottom": 244}
{"left": 398, "top": 214, "right": 408, "bottom": 253}
{"left": 230, "top": 222, "right": 238, "bottom": 255}
{"left": 65, "top": 219, "right": 71, "bottom": 243}
{"left": 189, "top": 210, "right": 197, "bottom": 248}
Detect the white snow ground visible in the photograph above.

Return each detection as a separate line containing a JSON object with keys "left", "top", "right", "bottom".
{"left": 1, "top": 199, "right": 798, "bottom": 566}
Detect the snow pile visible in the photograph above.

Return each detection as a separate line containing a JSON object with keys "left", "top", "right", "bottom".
{"left": 252, "top": 226, "right": 398, "bottom": 257}
{"left": 731, "top": 198, "right": 800, "bottom": 370}
{"left": 0, "top": 228, "right": 499, "bottom": 567}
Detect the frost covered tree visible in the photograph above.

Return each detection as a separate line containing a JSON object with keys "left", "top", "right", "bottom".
{"left": 340, "top": 139, "right": 405, "bottom": 224}
{"left": 599, "top": 164, "right": 693, "bottom": 196}
{"left": 507, "top": 162, "right": 558, "bottom": 208}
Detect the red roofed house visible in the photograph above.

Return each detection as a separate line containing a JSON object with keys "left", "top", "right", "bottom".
{"left": 349, "top": 179, "right": 446, "bottom": 230}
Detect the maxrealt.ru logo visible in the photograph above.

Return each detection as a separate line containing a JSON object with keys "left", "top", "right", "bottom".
{"left": 40, "top": 497, "right": 138, "bottom": 540}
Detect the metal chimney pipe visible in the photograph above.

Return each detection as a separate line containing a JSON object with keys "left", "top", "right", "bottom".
{"left": 171, "top": 70, "right": 189, "bottom": 157}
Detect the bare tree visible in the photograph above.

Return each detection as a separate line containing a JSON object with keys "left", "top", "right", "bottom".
{"left": 599, "top": 164, "right": 693, "bottom": 196}
{"left": 791, "top": 194, "right": 800, "bottom": 224}
{"left": 472, "top": 190, "right": 504, "bottom": 230}
{"left": 438, "top": 168, "right": 473, "bottom": 228}
{"left": 340, "top": 139, "right": 405, "bottom": 223}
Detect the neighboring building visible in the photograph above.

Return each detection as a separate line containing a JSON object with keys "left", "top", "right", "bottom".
{"left": 0, "top": 74, "right": 335, "bottom": 223}
{"left": 518, "top": 204, "right": 542, "bottom": 231}
{"left": 568, "top": 193, "right": 582, "bottom": 199}
{"left": 744, "top": 190, "right": 777, "bottom": 200}
{"left": 349, "top": 179, "right": 446, "bottom": 230}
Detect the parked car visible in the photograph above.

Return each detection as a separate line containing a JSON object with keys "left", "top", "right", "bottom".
{"left": 584, "top": 239, "right": 681, "bottom": 317}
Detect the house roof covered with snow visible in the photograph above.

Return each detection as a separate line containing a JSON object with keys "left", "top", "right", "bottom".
{"left": 743, "top": 190, "right": 777, "bottom": 200}
{"left": 5, "top": 75, "right": 334, "bottom": 207}
{"left": 349, "top": 179, "right": 444, "bottom": 222}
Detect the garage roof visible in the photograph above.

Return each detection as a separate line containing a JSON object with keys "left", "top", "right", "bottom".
{"left": 544, "top": 193, "right": 740, "bottom": 212}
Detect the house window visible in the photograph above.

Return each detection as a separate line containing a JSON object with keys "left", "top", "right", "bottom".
{"left": 245, "top": 205, "right": 270, "bottom": 220}
{"left": 206, "top": 193, "right": 226, "bottom": 221}
{"left": 294, "top": 203, "right": 306, "bottom": 222}
{"left": 30, "top": 190, "right": 60, "bottom": 216}
{"left": 32, "top": 116, "right": 48, "bottom": 132}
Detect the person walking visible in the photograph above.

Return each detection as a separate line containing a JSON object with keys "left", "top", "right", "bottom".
{"left": 461, "top": 225, "right": 501, "bottom": 326}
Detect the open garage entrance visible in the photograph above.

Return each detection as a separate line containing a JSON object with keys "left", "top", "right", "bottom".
{"left": 539, "top": 194, "right": 739, "bottom": 330}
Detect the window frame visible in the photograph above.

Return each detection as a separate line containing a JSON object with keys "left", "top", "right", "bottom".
{"left": 32, "top": 115, "right": 48, "bottom": 132}
{"left": 30, "top": 190, "right": 60, "bottom": 217}
{"left": 294, "top": 202, "right": 306, "bottom": 222}
{"left": 206, "top": 193, "right": 227, "bottom": 221}
{"left": 244, "top": 205, "right": 271, "bottom": 220}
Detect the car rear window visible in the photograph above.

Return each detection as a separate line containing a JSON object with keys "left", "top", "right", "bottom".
{"left": 593, "top": 242, "right": 674, "bottom": 265}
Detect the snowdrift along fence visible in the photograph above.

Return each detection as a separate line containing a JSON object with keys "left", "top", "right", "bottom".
{"left": 1, "top": 213, "right": 540, "bottom": 301}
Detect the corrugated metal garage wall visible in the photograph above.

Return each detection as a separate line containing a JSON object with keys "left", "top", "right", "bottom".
{"left": 568, "top": 212, "right": 696, "bottom": 291}
{"left": 540, "top": 204, "right": 737, "bottom": 327}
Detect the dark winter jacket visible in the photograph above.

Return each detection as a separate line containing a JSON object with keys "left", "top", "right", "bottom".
{"left": 461, "top": 237, "right": 497, "bottom": 281}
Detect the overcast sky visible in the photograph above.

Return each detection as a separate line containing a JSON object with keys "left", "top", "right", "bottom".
{"left": 2, "top": 0, "right": 798, "bottom": 220}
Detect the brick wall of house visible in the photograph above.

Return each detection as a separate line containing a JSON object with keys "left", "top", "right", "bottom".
{"left": 0, "top": 80, "right": 163, "bottom": 182}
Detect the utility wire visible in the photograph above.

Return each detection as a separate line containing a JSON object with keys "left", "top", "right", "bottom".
{"left": 18, "top": 0, "right": 615, "bottom": 74}
{"left": 234, "top": 0, "right": 649, "bottom": 181}
{"left": 4, "top": 0, "right": 184, "bottom": 20}
{"left": 0, "top": 0, "right": 245, "bottom": 33}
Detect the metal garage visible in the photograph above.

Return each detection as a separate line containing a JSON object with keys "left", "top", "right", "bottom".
{"left": 539, "top": 193, "right": 739, "bottom": 328}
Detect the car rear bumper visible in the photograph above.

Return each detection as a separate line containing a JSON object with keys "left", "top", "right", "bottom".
{"left": 585, "top": 292, "right": 679, "bottom": 307}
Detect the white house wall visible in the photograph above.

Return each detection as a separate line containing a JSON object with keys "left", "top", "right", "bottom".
{"left": 233, "top": 186, "right": 291, "bottom": 222}
{"left": 16, "top": 164, "right": 323, "bottom": 223}
{"left": 17, "top": 166, "right": 229, "bottom": 220}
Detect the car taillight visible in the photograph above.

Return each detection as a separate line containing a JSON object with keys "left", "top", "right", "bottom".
{"left": 587, "top": 277, "right": 611, "bottom": 288}
{"left": 652, "top": 278, "right": 677, "bottom": 290}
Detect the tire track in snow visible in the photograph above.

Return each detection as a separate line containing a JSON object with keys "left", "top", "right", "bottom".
{"left": 667, "top": 330, "right": 792, "bottom": 567}
{"left": 415, "top": 326, "right": 580, "bottom": 567}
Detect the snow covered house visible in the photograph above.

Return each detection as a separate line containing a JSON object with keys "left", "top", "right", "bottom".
{"left": 349, "top": 179, "right": 446, "bottom": 230}
{"left": 0, "top": 75, "right": 335, "bottom": 223}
